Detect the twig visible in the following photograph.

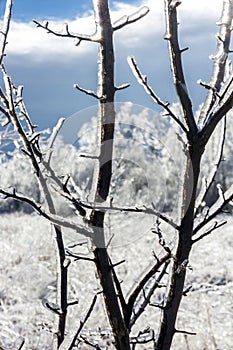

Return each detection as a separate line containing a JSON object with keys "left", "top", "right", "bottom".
{"left": 15, "top": 85, "right": 37, "bottom": 134}
{"left": 113, "top": 6, "right": 149, "bottom": 31}
{"left": 195, "top": 116, "right": 226, "bottom": 215}
{"left": 58, "top": 294, "right": 98, "bottom": 350}
{"left": 0, "top": 0, "right": 13, "bottom": 65}
{"left": 0, "top": 188, "right": 93, "bottom": 237}
{"left": 200, "top": 72, "right": 233, "bottom": 144}
{"left": 129, "top": 261, "right": 169, "bottom": 328}
{"left": 192, "top": 220, "right": 227, "bottom": 244}
{"left": 126, "top": 251, "right": 171, "bottom": 328}
{"left": 109, "top": 257, "right": 127, "bottom": 319}
{"left": 198, "top": 0, "right": 233, "bottom": 127}
{"left": 58, "top": 191, "right": 178, "bottom": 229}
{"left": 67, "top": 300, "right": 79, "bottom": 307}
{"left": 33, "top": 19, "right": 98, "bottom": 43}
{"left": 128, "top": 56, "right": 188, "bottom": 135}
{"left": 2, "top": 68, "right": 41, "bottom": 175}
{"left": 42, "top": 161, "right": 87, "bottom": 218}
{"left": 175, "top": 329, "right": 196, "bottom": 336}
{"left": 65, "top": 248, "right": 95, "bottom": 262}
{"left": 115, "top": 83, "right": 130, "bottom": 91}
{"left": 79, "top": 336, "right": 101, "bottom": 349}
{"left": 193, "top": 184, "right": 233, "bottom": 235}
{"left": 73, "top": 83, "right": 99, "bottom": 99}
{"left": 130, "top": 328, "right": 155, "bottom": 344}
{"left": 164, "top": 0, "right": 197, "bottom": 134}
{"left": 45, "top": 117, "right": 65, "bottom": 164}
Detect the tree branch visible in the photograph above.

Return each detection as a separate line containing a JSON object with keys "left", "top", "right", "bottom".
{"left": 55, "top": 188, "right": 178, "bottom": 229}
{"left": 45, "top": 117, "right": 65, "bottom": 164}
{"left": 195, "top": 116, "right": 226, "bottom": 215}
{"left": 200, "top": 71, "right": 233, "bottom": 144}
{"left": 33, "top": 19, "right": 99, "bottom": 44}
{"left": 193, "top": 184, "right": 233, "bottom": 235}
{"left": 109, "top": 258, "right": 128, "bottom": 320}
{"left": 0, "top": 188, "right": 93, "bottom": 237}
{"left": 126, "top": 251, "right": 171, "bottom": 328}
{"left": 128, "top": 56, "right": 188, "bottom": 135}
{"left": 58, "top": 294, "right": 98, "bottom": 350}
{"left": 198, "top": 0, "right": 233, "bottom": 127}
{"left": 164, "top": 0, "right": 197, "bottom": 135}
{"left": 192, "top": 220, "right": 227, "bottom": 244}
{"left": 129, "top": 260, "right": 169, "bottom": 329}
{"left": 73, "top": 83, "right": 99, "bottom": 99}
{"left": 113, "top": 6, "right": 149, "bottom": 31}
{"left": 0, "top": 0, "right": 13, "bottom": 65}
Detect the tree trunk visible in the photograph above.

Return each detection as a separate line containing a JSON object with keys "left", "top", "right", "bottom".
{"left": 89, "top": 1, "right": 130, "bottom": 349}
{"left": 155, "top": 145, "right": 203, "bottom": 349}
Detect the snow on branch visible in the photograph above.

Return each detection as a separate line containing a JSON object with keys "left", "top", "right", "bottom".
{"left": 128, "top": 56, "right": 188, "bottom": 135}
{"left": 0, "top": 0, "right": 13, "bottom": 65}
{"left": 195, "top": 116, "right": 226, "bottom": 215}
{"left": 15, "top": 85, "right": 38, "bottom": 135}
{"left": 198, "top": 0, "right": 233, "bottom": 127}
{"left": 129, "top": 261, "right": 169, "bottom": 329}
{"left": 55, "top": 187, "right": 178, "bottom": 229}
{"left": 73, "top": 83, "right": 99, "bottom": 99}
{"left": 58, "top": 294, "right": 98, "bottom": 350}
{"left": 45, "top": 117, "right": 65, "bottom": 164}
{"left": 33, "top": 20, "right": 100, "bottom": 45}
{"left": 164, "top": 0, "right": 197, "bottom": 135}
{"left": 126, "top": 251, "right": 171, "bottom": 329}
{"left": 0, "top": 188, "right": 93, "bottom": 238}
{"left": 113, "top": 6, "right": 149, "bottom": 31}
{"left": 2, "top": 67, "right": 41, "bottom": 175}
{"left": 201, "top": 69, "right": 233, "bottom": 143}
{"left": 192, "top": 219, "right": 227, "bottom": 244}
{"left": 193, "top": 184, "right": 233, "bottom": 235}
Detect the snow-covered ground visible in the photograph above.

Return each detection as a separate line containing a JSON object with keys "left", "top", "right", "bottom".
{"left": 0, "top": 212, "right": 232, "bottom": 349}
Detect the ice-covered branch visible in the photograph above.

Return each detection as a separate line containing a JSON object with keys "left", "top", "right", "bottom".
{"left": 129, "top": 261, "right": 169, "bottom": 329}
{"left": 2, "top": 68, "right": 41, "bottom": 175}
{"left": 73, "top": 83, "right": 99, "bottom": 99}
{"left": 164, "top": 0, "right": 197, "bottom": 135}
{"left": 41, "top": 163, "right": 87, "bottom": 218}
{"left": 0, "top": 0, "right": 13, "bottom": 65}
{"left": 110, "top": 257, "right": 128, "bottom": 318}
{"left": 15, "top": 85, "right": 37, "bottom": 135}
{"left": 0, "top": 188, "right": 93, "bottom": 237}
{"left": 128, "top": 56, "right": 188, "bottom": 135}
{"left": 198, "top": 0, "right": 233, "bottom": 127}
{"left": 195, "top": 116, "right": 226, "bottom": 215}
{"left": 45, "top": 117, "right": 65, "bottom": 164}
{"left": 126, "top": 252, "right": 171, "bottom": 328}
{"left": 200, "top": 70, "right": 233, "bottom": 143}
{"left": 115, "top": 83, "right": 130, "bottom": 91}
{"left": 56, "top": 189, "right": 178, "bottom": 229}
{"left": 192, "top": 220, "right": 227, "bottom": 244}
{"left": 33, "top": 20, "right": 99, "bottom": 45}
{"left": 113, "top": 6, "right": 149, "bottom": 31}
{"left": 193, "top": 184, "right": 233, "bottom": 235}
{"left": 58, "top": 294, "right": 98, "bottom": 350}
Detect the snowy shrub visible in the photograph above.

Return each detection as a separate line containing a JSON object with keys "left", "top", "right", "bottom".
{"left": 0, "top": 151, "right": 40, "bottom": 213}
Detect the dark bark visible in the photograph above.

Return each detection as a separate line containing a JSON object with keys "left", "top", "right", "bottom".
{"left": 155, "top": 142, "right": 203, "bottom": 349}
{"left": 89, "top": 1, "right": 130, "bottom": 349}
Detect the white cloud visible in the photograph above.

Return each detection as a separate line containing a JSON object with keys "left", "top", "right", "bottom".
{"left": 1, "top": 0, "right": 227, "bottom": 128}
{"left": 5, "top": 0, "right": 223, "bottom": 60}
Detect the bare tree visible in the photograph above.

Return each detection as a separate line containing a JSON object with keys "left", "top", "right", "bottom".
{"left": 0, "top": 1, "right": 232, "bottom": 350}
{"left": 129, "top": 1, "right": 233, "bottom": 348}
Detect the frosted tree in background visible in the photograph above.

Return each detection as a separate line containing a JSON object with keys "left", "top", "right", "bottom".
{"left": 0, "top": 1, "right": 232, "bottom": 350}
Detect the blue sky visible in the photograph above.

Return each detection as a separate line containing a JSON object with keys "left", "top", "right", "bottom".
{"left": 0, "top": 0, "right": 224, "bottom": 129}
{"left": 1, "top": 0, "right": 138, "bottom": 21}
